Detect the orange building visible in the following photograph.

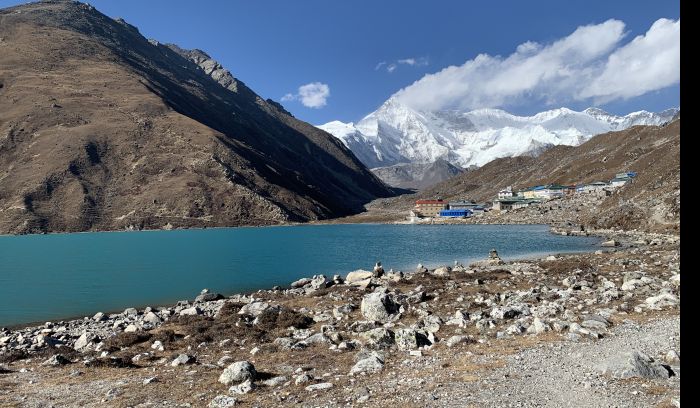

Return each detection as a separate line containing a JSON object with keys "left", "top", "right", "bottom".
{"left": 414, "top": 199, "right": 447, "bottom": 217}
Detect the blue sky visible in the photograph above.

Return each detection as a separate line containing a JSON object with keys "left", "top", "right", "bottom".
{"left": 0, "top": 1, "right": 680, "bottom": 124}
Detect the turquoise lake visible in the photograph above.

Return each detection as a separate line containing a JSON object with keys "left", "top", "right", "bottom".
{"left": 0, "top": 224, "right": 599, "bottom": 327}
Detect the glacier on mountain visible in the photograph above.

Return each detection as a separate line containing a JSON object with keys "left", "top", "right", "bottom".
{"left": 318, "top": 98, "right": 678, "bottom": 169}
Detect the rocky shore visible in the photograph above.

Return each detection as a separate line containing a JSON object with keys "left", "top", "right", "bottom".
{"left": 0, "top": 228, "right": 680, "bottom": 407}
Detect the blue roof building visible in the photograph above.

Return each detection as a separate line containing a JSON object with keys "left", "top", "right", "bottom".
{"left": 439, "top": 209, "right": 472, "bottom": 218}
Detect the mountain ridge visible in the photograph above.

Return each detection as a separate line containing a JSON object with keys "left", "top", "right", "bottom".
{"left": 0, "top": 0, "right": 393, "bottom": 234}
{"left": 319, "top": 97, "right": 679, "bottom": 170}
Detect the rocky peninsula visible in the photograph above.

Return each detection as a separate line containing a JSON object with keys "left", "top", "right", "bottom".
{"left": 0, "top": 227, "right": 680, "bottom": 407}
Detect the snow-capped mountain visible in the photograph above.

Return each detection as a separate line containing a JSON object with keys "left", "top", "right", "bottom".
{"left": 318, "top": 98, "right": 679, "bottom": 169}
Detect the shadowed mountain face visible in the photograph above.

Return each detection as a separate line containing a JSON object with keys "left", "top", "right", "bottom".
{"left": 371, "top": 159, "right": 465, "bottom": 191}
{"left": 0, "top": 1, "right": 393, "bottom": 234}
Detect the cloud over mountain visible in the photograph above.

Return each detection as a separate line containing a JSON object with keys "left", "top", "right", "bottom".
{"left": 393, "top": 18, "right": 680, "bottom": 111}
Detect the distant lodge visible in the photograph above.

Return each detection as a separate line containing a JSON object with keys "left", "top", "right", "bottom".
{"left": 413, "top": 199, "right": 486, "bottom": 219}
{"left": 411, "top": 170, "right": 638, "bottom": 219}
{"left": 492, "top": 171, "right": 637, "bottom": 212}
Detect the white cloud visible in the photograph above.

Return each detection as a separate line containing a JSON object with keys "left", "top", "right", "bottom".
{"left": 393, "top": 18, "right": 680, "bottom": 111}
{"left": 282, "top": 82, "right": 330, "bottom": 108}
{"left": 579, "top": 18, "right": 680, "bottom": 103}
{"left": 377, "top": 57, "right": 429, "bottom": 73}
{"left": 398, "top": 57, "right": 429, "bottom": 67}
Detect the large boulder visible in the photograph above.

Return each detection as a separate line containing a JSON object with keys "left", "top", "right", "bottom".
{"left": 346, "top": 270, "right": 374, "bottom": 284}
{"left": 359, "top": 328, "right": 395, "bottom": 349}
{"left": 238, "top": 302, "right": 270, "bottom": 317}
{"left": 219, "top": 361, "right": 257, "bottom": 385}
{"left": 350, "top": 352, "right": 385, "bottom": 375}
{"left": 645, "top": 293, "right": 679, "bottom": 310}
{"left": 394, "top": 329, "right": 431, "bottom": 350}
{"left": 360, "top": 292, "right": 399, "bottom": 323}
{"left": 196, "top": 289, "right": 224, "bottom": 302}
{"left": 599, "top": 351, "right": 673, "bottom": 379}
{"left": 432, "top": 266, "right": 452, "bottom": 276}
{"left": 291, "top": 277, "right": 312, "bottom": 288}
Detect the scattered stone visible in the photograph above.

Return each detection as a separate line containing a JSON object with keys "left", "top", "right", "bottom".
{"left": 665, "top": 350, "right": 680, "bottom": 365}
{"left": 229, "top": 379, "right": 255, "bottom": 394}
{"left": 42, "top": 354, "right": 70, "bottom": 366}
{"left": 295, "top": 373, "right": 314, "bottom": 385}
{"left": 143, "top": 312, "right": 162, "bottom": 325}
{"left": 360, "top": 292, "right": 398, "bottom": 322}
{"left": 490, "top": 304, "right": 531, "bottom": 320}
{"left": 208, "top": 395, "right": 238, "bottom": 408}
{"left": 373, "top": 262, "right": 385, "bottom": 277}
{"left": 601, "top": 240, "right": 620, "bottom": 247}
{"left": 74, "top": 332, "right": 97, "bottom": 351}
{"left": 359, "top": 328, "right": 394, "bottom": 349}
{"left": 350, "top": 353, "right": 384, "bottom": 375}
{"left": 92, "top": 312, "right": 107, "bottom": 322}
{"left": 645, "top": 293, "right": 679, "bottom": 310}
{"left": 179, "top": 306, "right": 202, "bottom": 316}
{"left": 418, "top": 315, "right": 443, "bottom": 333}
{"left": 291, "top": 277, "right": 312, "bottom": 288}
{"left": 238, "top": 302, "right": 269, "bottom": 317}
{"left": 445, "top": 335, "right": 474, "bottom": 348}
{"left": 219, "top": 361, "right": 257, "bottom": 385}
{"left": 305, "top": 382, "right": 333, "bottom": 391}
{"left": 142, "top": 376, "right": 158, "bottom": 385}
{"left": 600, "top": 351, "right": 673, "bottom": 379}
{"left": 433, "top": 266, "right": 452, "bottom": 276}
{"left": 395, "top": 328, "right": 430, "bottom": 350}
{"left": 262, "top": 376, "right": 288, "bottom": 387}
{"left": 171, "top": 354, "right": 196, "bottom": 367}
{"left": 346, "top": 270, "right": 374, "bottom": 284}
{"left": 196, "top": 289, "right": 224, "bottom": 302}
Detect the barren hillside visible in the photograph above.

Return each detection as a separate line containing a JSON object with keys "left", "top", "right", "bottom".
{"left": 0, "top": 0, "right": 393, "bottom": 234}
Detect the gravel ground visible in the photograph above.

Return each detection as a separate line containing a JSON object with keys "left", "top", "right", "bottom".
{"left": 434, "top": 315, "right": 680, "bottom": 408}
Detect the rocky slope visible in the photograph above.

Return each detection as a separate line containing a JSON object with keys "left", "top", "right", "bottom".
{"left": 365, "top": 119, "right": 680, "bottom": 233}
{"left": 0, "top": 1, "right": 392, "bottom": 234}
{"left": 371, "top": 159, "right": 464, "bottom": 191}
{"left": 0, "top": 229, "right": 680, "bottom": 407}
{"left": 319, "top": 97, "right": 678, "bottom": 170}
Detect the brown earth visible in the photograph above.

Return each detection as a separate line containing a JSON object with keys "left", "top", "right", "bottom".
{"left": 0, "top": 0, "right": 394, "bottom": 234}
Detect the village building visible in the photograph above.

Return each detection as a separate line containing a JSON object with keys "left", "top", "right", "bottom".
{"left": 448, "top": 200, "right": 478, "bottom": 210}
{"left": 611, "top": 177, "right": 631, "bottom": 187}
{"left": 563, "top": 185, "right": 577, "bottom": 196}
{"left": 497, "top": 186, "right": 514, "bottom": 199}
{"left": 491, "top": 197, "right": 539, "bottom": 211}
{"left": 439, "top": 209, "right": 472, "bottom": 218}
{"left": 413, "top": 199, "right": 447, "bottom": 217}
{"left": 616, "top": 171, "right": 637, "bottom": 179}
{"left": 582, "top": 181, "right": 610, "bottom": 193}
{"left": 532, "top": 184, "right": 566, "bottom": 199}
{"left": 522, "top": 187, "right": 538, "bottom": 199}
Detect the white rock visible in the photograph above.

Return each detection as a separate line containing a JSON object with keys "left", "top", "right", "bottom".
{"left": 305, "top": 382, "right": 333, "bottom": 391}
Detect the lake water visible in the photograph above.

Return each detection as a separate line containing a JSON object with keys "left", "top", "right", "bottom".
{"left": 0, "top": 224, "right": 599, "bottom": 327}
